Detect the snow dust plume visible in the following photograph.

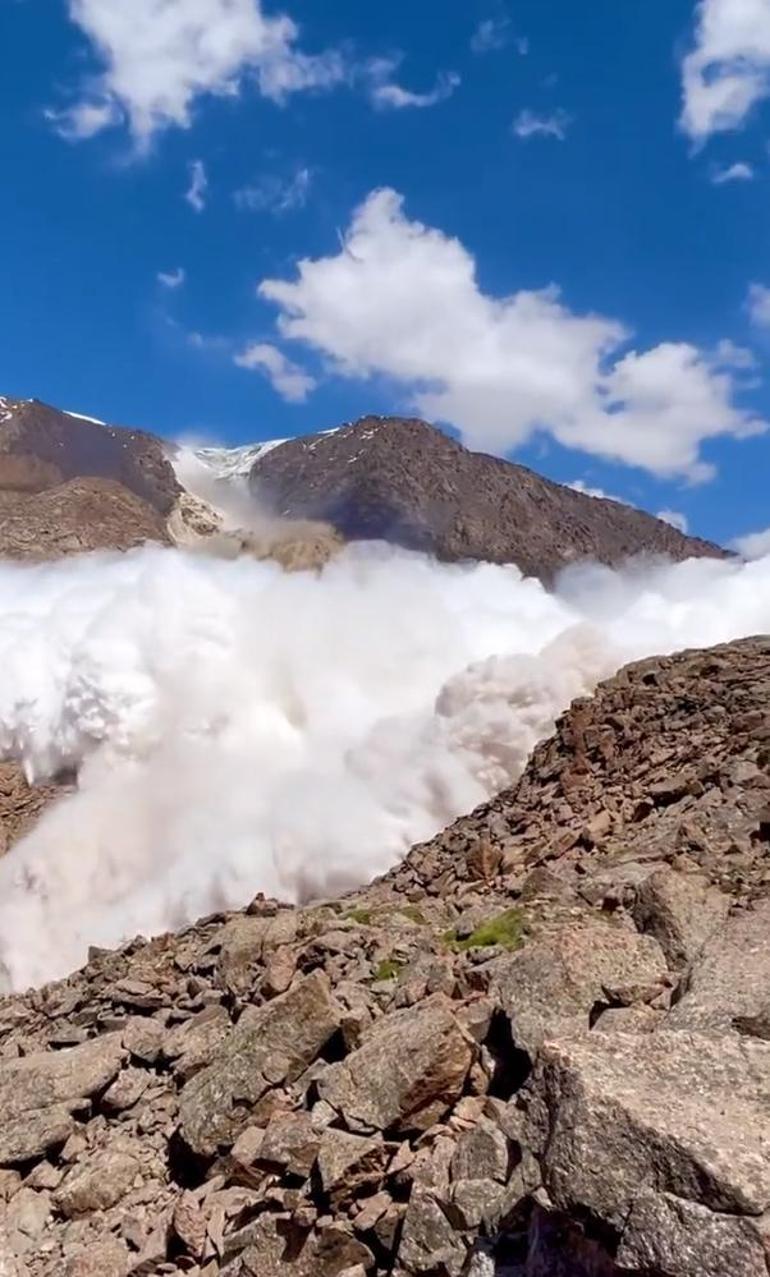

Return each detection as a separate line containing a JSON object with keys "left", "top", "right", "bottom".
{"left": 0, "top": 544, "right": 769, "bottom": 990}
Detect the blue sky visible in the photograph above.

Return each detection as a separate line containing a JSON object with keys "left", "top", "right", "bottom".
{"left": 2, "top": 0, "right": 770, "bottom": 549}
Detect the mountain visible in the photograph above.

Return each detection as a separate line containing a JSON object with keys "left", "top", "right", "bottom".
{"left": 0, "top": 398, "right": 727, "bottom": 576}
{"left": 0, "top": 397, "right": 177, "bottom": 557}
{"left": 0, "top": 636, "right": 767, "bottom": 1276}
{"left": 248, "top": 415, "right": 726, "bottom": 580}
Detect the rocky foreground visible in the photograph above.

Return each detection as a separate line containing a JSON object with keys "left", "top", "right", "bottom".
{"left": 2, "top": 637, "right": 770, "bottom": 1276}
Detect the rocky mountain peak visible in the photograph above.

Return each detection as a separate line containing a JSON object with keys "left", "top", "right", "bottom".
{"left": 249, "top": 414, "right": 726, "bottom": 581}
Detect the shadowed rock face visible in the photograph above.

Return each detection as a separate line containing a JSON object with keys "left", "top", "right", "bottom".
{"left": 1, "top": 637, "right": 770, "bottom": 1275}
{"left": 0, "top": 398, "right": 177, "bottom": 561}
{"left": 250, "top": 415, "right": 727, "bottom": 581}
{"left": 0, "top": 398, "right": 179, "bottom": 514}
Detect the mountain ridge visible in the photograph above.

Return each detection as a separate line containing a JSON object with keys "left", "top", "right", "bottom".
{"left": 0, "top": 398, "right": 727, "bottom": 580}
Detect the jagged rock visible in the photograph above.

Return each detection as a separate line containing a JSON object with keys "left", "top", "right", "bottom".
{"left": 179, "top": 972, "right": 340, "bottom": 1156}
{"left": 122, "top": 1017, "right": 164, "bottom": 1065}
{"left": 316, "top": 1129, "right": 387, "bottom": 1205}
{"left": 631, "top": 866, "right": 731, "bottom": 969}
{"left": 235, "top": 1213, "right": 372, "bottom": 1276}
{"left": 54, "top": 1146, "right": 141, "bottom": 1217}
{"left": 258, "top": 1113, "right": 319, "bottom": 1179}
{"left": 318, "top": 996, "right": 473, "bottom": 1134}
{"left": 616, "top": 1189, "right": 770, "bottom": 1277}
{"left": 525, "top": 1030, "right": 770, "bottom": 1270}
{"left": 0, "top": 1034, "right": 125, "bottom": 1164}
{"left": 489, "top": 916, "right": 668, "bottom": 1056}
{"left": 666, "top": 898, "right": 770, "bottom": 1032}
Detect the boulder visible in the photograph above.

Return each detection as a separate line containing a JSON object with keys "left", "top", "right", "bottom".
{"left": 318, "top": 995, "right": 474, "bottom": 1134}
{"left": 179, "top": 971, "right": 340, "bottom": 1156}
{"left": 490, "top": 916, "right": 668, "bottom": 1057}
{"left": 0, "top": 1033, "right": 125, "bottom": 1164}
{"left": 666, "top": 898, "right": 770, "bottom": 1032}
{"left": 525, "top": 1030, "right": 770, "bottom": 1273}
{"left": 631, "top": 866, "right": 730, "bottom": 969}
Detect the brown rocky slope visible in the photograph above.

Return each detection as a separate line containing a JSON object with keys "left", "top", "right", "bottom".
{"left": 0, "top": 398, "right": 177, "bottom": 558}
{"left": 0, "top": 398, "right": 726, "bottom": 578}
{"left": 1, "top": 636, "right": 769, "bottom": 1276}
{"left": 250, "top": 416, "right": 726, "bottom": 581}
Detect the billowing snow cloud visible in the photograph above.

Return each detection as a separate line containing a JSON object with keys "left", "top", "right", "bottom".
{"left": 2, "top": 543, "right": 770, "bottom": 990}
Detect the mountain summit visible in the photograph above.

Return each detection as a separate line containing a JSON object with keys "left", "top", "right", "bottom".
{"left": 249, "top": 415, "right": 725, "bottom": 580}
{"left": 0, "top": 398, "right": 725, "bottom": 576}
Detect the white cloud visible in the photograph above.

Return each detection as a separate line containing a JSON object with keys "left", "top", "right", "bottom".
{"left": 657, "top": 509, "right": 689, "bottom": 533}
{"left": 157, "top": 267, "right": 186, "bottom": 289}
{"left": 44, "top": 98, "right": 122, "bottom": 140}
{"left": 258, "top": 187, "right": 767, "bottom": 480}
{"left": 513, "top": 108, "right": 571, "bottom": 140}
{"left": 747, "top": 281, "right": 770, "bottom": 326}
{"left": 365, "top": 58, "right": 460, "bottom": 110}
{"left": 471, "top": 17, "right": 510, "bottom": 53}
{"left": 234, "top": 167, "right": 312, "bottom": 214}
{"left": 711, "top": 160, "right": 756, "bottom": 182}
{"left": 185, "top": 160, "right": 208, "bottom": 213}
{"left": 732, "top": 525, "right": 770, "bottom": 557}
{"left": 681, "top": 0, "right": 770, "bottom": 143}
{"left": 58, "top": 0, "right": 346, "bottom": 145}
{"left": 568, "top": 480, "right": 627, "bottom": 503}
{"left": 234, "top": 341, "right": 316, "bottom": 402}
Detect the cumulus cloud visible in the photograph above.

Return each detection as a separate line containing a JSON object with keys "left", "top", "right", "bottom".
{"left": 732, "top": 525, "right": 770, "bottom": 557}
{"left": 747, "top": 281, "right": 770, "bottom": 326}
{"left": 258, "top": 187, "right": 767, "bottom": 479}
{"left": 681, "top": 0, "right": 770, "bottom": 142}
{"left": 157, "top": 266, "right": 186, "bottom": 289}
{"left": 185, "top": 160, "right": 208, "bottom": 212}
{"left": 57, "top": 0, "right": 346, "bottom": 145}
{"left": 234, "top": 166, "right": 312, "bottom": 214}
{"left": 365, "top": 58, "right": 460, "bottom": 110}
{"left": 513, "top": 108, "right": 571, "bottom": 140}
{"left": 711, "top": 160, "right": 755, "bottom": 183}
{"left": 234, "top": 341, "right": 316, "bottom": 401}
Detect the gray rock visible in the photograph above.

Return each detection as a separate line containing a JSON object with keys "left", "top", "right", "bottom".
{"left": 316, "top": 1129, "right": 387, "bottom": 1204}
{"left": 54, "top": 1147, "right": 140, "bottom": 1217}
{"left": 525, "top": 1030, "right": 770, "bottom": 1271}
{"left": 0, "top": 1034, "right": 125, "bottom": 1164}
{"left": 318, "top": 995, "right": 473, "bottom": 1134}
{"left": 667, "top": 898, "right": 770, "bottom": 1032}
{"left": 179, "top": 971, "right": 340, "bottom": 1156}
{"left": 490, "top": 916, "right": 668, "bottom": 1057}
{"left": 632, "top": 866, "right": 730, "bottom": 969}
{"left": 616, "top": 1189, "right": 769, "bottom": 1277}
{"left": 259, "top": 1113, "right": 320, "bottom": 1179}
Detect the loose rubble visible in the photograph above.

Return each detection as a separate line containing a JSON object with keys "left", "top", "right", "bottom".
{"left": 1, "top": 636, "right": 770, "bottom": 1275}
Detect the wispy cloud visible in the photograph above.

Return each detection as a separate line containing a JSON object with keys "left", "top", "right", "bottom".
{"left": 157, "top": 267, "right": 186, "bottom": 290}
{"left": 512, "top": 107, "right": 571, "bottom": 140}
{"left": 365, "top": 58, "right": 460, "bottom": 110}
{"left": 234, "top": 342, "right": 316, "bottom": 402}
{"left": 185, "top": 160, "right": 208, "bottom": 213}
{"left": 234, "top": 167, "right": 312, "bottom": 215}
{"left": 711, "top": 161, "right": 755, "bottom": 185}
{"left": 471, "top": 17, "right": 510, "bottom": 54}
{"left": 746, "top": 282, "right": 770, "bottom": 328}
